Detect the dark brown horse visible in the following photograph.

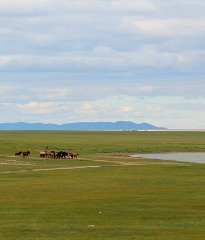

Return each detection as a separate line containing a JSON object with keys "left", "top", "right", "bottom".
{"left": 15, "top": 151, "right": 22, "bottom": 156}
{"left": 22, "top": 151, "right": 30, "bottom": 158}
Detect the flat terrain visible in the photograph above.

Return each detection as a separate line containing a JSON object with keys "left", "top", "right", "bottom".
{"left": 0, "top": 130, "right": 205, "bottom": 239}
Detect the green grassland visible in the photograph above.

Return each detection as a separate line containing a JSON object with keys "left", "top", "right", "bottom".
{"left": 0, "top": 130, "right": 205, "bottom": 239}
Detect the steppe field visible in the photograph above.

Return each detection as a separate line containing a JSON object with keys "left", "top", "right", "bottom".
{"left": 0, "top": 130, "right": 205, "bottom": 240}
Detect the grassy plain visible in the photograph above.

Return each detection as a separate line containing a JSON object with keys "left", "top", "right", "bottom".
{"left": 0, "top": 130, "right": 205, "bottom": 239}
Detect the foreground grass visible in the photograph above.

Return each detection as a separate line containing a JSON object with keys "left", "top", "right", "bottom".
{"left": 0, "top": 130, "right": 204, "bottom": 239}
{"left": 1, "top": 164, "right": 205, "bottom": 239}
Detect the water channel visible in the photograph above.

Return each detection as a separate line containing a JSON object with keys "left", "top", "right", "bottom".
{"left": 132, "top": 152, "right": 205, "bottom": 164}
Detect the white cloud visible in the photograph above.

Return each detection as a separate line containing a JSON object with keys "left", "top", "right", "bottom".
{"left": 0, "top": 0, "right": 157, "bottom": 16}
{"left": 0, "top": 0, "right": 57, "bottom": 15}
{"left": 117, "top": 106, "right": 142, "bottom": 117}
{"left": 1, "top": 44, "right": 202, "bottom": 73}
{"left": 30, "top": 88, "right": 70, "bottom": 101}
{"left": 146, "top": 106, "right": 161, "bottom": 112}
{"left": 132, "top": 19, "right": 205, "bottom": 38}
{"left": 76, "top": 103, "right": 96, "bottom": 116}
{"left": 15, "top": 102, "right": 58, "bottom": 114}
{"left": 0, "top": 56, "right": 13, "bottom": 67}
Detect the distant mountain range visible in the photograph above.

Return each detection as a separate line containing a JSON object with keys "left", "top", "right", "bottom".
{"left": 0, "top": 121, "right": 166, "bottom": 130}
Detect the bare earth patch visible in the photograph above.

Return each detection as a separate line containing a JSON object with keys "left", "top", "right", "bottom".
{"left": 0, "top": 153, "right": 189, "bottom": 174}
{"left": 0, "top": 160, "right": 32, "bottom": 166}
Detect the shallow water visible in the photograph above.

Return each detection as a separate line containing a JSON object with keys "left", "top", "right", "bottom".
{"left": 132, "top": 152, "right": 205, "bottom": 164}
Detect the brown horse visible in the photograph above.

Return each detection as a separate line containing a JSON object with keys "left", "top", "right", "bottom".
{"left": 47, "top": 151, "right": 56, "bottom": 158}
{"left": 15, "top": 151, "right": 22, "bottom": 156}
{"left": 68, "top": 152, "right": 79, "bottom": 159}
{"left": 23, "top": 151, "right": 30, "bottom": 158}
{"left": 40, "top": 151, "right": 47, "bottom": 158}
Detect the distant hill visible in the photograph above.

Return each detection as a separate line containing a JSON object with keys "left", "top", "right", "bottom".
{"left": 0, "top": 121, "right": 166, "bottom": 130}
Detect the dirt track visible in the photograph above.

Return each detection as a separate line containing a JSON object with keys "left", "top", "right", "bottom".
{"left": 0, "top": 154, "right": 187, "bottom": 174}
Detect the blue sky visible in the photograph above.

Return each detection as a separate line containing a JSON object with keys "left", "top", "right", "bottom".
{"left": 0, "top": 0, "right": 204, "bottom": 129}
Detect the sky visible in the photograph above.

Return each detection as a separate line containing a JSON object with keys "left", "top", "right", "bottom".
{"left": 0, "top": 0, "right": 205, "bottom": 129}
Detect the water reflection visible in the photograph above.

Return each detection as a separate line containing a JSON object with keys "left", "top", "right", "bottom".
{"left": 132, "top": 152, "right": 205, "bottom": 164}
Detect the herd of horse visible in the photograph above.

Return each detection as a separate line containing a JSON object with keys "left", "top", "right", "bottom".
{"left": 40, "top": 151, "right": 79, "bottom": 159}
{"left": 15, "top": 150, "right": 79, "bottom": 159}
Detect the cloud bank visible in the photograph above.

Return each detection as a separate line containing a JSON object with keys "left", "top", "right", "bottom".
{"left": 0, "top": 0, "right": 204, "bottom": 129}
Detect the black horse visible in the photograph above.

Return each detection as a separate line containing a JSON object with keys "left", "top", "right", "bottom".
{"left": 55, "top": 151, "right": 68, "bottom": 159}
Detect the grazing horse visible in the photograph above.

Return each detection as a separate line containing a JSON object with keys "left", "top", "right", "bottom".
{"left": 40, "top": 151, "right": 47, "bottom": 158}
{"left": 68, "top": 152, "right": 79, "bottom": 159}
{"left": 23, "top": 151, "right": 30, "bottom": 158}
{"left": 47, "top": 151, "right": 56, "bottom": 158}
{"left": 61, "top": 151, "right": 68, "bottom": 158}
{"left": 55, "top": 151, "right": 68, "bottom": 159}
{"left": 15, "top": 151, "right": 22, "bottom": 156}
